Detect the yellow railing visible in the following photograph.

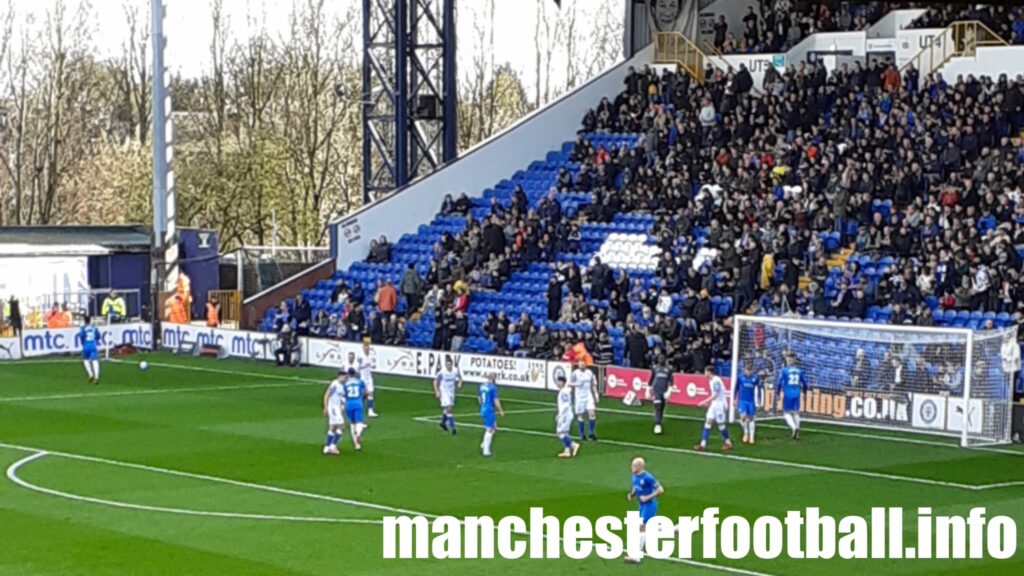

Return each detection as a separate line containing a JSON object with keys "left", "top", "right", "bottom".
{"left": 901, "top": 20, "right": 1008, "bottom": 76}
{"left": 655, "top": 32, "right": 706, "bottom": 84}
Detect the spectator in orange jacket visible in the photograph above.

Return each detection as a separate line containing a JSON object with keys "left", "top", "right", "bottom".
{"left": 45, "top": 304, "right": 64, "bottom": 329}
{"left": 377, "top": 279, "right": 397, "bottom": 318}
{"left": 166, "top": 295, "right": 189, "bottom": 324}
{"left": 206, "top": 297, "right": 221, "bottom": 327}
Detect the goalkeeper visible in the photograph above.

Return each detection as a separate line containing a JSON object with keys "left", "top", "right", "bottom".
{"left": 776, "top": 353, "right": 807, "bottom": 440}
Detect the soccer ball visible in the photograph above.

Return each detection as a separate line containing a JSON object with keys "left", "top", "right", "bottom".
{"left": 139, "top": 361, "right": 149, "bottom": 371}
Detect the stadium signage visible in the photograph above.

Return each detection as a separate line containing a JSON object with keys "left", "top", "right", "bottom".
{"left": 603, "top": 366, "right": 731, "bottom": 407}
{"left": 760, "top": 388, "right": 910, "bottom": 424}
{"left": 912, "top": 393, "right": 983, "bottom": 435}
{"left": 303, "top": 338, "right": 546, "bottom": 389}
{"left": 0, "top": 337, "right": 21, "bottom": 360}
{"left": 159, "top": 325, "right": 274, "bottom": 360}
{"left": 19, "top": 323, "right": 153, "bottom": 358}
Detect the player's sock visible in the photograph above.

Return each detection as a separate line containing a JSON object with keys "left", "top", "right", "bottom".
{"left": 793, "top": 414, "right": 801, "bottom": 430}
{"left": 448, "top": 415, "right": 456, "bottom": 432}
{"left": 368, "top": 398, "right": 375, "bottom": 411}
{"left": 92, "top": 361, "right": 100, "bottom": 381}
{"left": 577, "top": 420, "right": 586, "bottom": 439}
{"left": 719, "top": 425, "right": 730, "bottom": 441}
{"left": 483, "top": 430, "right": 494, "bottom": 453}
{"left": 83, "top": 361, "right": 93, "bottom": 379}
{"left": 783, "top": 413, "right": 796, "bottom": 432}
{"left": 749, "top": 421, "right": 756, "bottom": 441}
{"left": 700, "top": 425, "right": 711, "bottom": 447}
{"left": 654, "top": 403, "right": 664, "bottom": 425}
{"left": 638, "top": 532, "right": 647, "bottom": 559}
{"left": 588, "top": 419, "right": 596, "bottom": 436}
{"left": 741, "top": 420, "right": 749, "bottom": 435}
{"left": 561, "top": 435, "right": 572, "bottom": 449}
{"left": 325, "top": 433, "right": 334, "bottom": 446}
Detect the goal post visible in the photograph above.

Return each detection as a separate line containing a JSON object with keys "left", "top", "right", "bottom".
{"left": 729, "top": 315, "right": 1018, "bottom": 447}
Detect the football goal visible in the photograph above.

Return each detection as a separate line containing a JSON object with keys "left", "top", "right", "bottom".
{"left": 730, "top": 315, "right": 1019, "bottom": 447}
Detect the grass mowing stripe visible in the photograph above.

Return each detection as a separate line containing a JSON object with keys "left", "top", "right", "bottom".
{"left": 0, "top": 441, "right": 434, "bottom": 518}
{"left": 0, "top": 443, "right": 777, "bottom": 576}
{"left": 6, "top": 451, "right": 380, "bottom": 525}
{"left": 91, "top": 358, "right": 1024, "bottom": 460}
{"left": 410, "top": 416, "right": 999, "bottom": 492}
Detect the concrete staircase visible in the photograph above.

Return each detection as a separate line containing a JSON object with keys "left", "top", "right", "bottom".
{"left": 799, "top": 246, "right": 854, "bottom": 290}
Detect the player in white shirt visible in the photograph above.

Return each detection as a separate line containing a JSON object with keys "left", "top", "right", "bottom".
{"left": 358, "top": 342, "right": 379, "bottom": 418}
{"left": 322, "top": 375, "right": 346, "bottom": 455}
{"left": 555, "top": 373, "right": 581, "bottom": 458}
{"left": 569, "top": 360, "right": 599, "bottom": 441}
{"left": 695, "top": 365, "right": 733, "bottom": 452}
{"left": 434, "top": 356, "right": 462, "bottom": 434}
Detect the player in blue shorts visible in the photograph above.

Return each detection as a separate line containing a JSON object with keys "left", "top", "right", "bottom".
{"left": 78, "top": 317, "right": 101, "bottom": 385}
{"left": 776, "top": 353, "right": 808, "bottom": 440}
{"left": 736, "top": 362, "right": 763, "bottom": 444}
{"left": 343, "top": 368, "right": 367, "bottom": 451}
{"left": 477, "top": 373, "right": 505, "bottom": 457}
{"left": 625, "top": 457, "right": 664, "bottom": 564}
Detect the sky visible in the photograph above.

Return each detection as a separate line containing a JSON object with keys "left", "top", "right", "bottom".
{"left": 5, "top": 0, "right": 623, "bottom": 92}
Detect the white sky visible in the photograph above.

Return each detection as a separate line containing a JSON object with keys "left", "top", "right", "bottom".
{"left": 5, "top": 0, "right": 621, "bottom": 91}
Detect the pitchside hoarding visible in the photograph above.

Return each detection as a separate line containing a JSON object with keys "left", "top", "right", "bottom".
{"left": 303, "top": 338, "right": 547, "bottom": 390}
{"left": 17, "top": 323, "right": 153, "bottom": 358}
{"left": 159, "top": 324, "right": 276, "bottom": 361}
{"left": 604, "top": 366, "right": 732, "bottom": 407}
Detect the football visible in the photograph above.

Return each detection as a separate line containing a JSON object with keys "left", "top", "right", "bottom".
{"left": 139, "top": 361, "right": 149, "bottom": 371}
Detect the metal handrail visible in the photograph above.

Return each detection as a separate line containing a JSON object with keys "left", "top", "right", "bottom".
{"left": 900, "top": 20, "right": 1009, "bottom": 77}
{"left": 655, "top": 32, "right": 707, "bottom": 84}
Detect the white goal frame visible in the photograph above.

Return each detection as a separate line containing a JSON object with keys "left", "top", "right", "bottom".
{"left": 729, "top": 315, "right": 1016, "bottom": 448}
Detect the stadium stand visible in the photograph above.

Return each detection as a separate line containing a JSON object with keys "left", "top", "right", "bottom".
{"left": 908, "top": 4, "right": 1024, "bottom": 44}
{"left": 262, "top": 7, "right": 1024, "bottom": 377}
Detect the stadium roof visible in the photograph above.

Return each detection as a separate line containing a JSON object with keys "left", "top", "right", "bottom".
{"left": 0, "top": 225, "right": 151, "bottom": 254}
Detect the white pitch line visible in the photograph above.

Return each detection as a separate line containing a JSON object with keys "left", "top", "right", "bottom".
{"left": 0, "top": 442, "right": 776, "bottom": 576}
{"left": 0, "top": 441, "right": 433, "bottom": 518}
{"left": 9, "top": 358, "right": 1024, "bottom": 458}
{"left": 411, "top": 416, "right": 1023, "bottom": 492}
{"left": 5, "top": 451, "right": 381, "bottom": 526}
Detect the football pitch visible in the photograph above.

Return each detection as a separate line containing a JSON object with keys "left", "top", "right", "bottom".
{"left": 0, "top": 353, "right": 1022, "bottom": 575}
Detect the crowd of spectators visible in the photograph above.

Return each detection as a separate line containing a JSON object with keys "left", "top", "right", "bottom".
{"left": 909, "top": 4, "right": 1024, "bottom": 44}
{"left": 710, "top": 1, "right": 901, "bottom": 55}
{"left": 271, "top": 6, "right": 1024, "bottom": 375}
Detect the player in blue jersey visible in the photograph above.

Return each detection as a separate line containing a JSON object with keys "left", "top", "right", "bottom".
{"left": 776, "top": 353, "right": 808, "bottom": 440}
{"left": 343, "top": 368, "right": 367, "bottom": 451}
{"left": 695, "top": 365, "right": 732, "bottom": 451}
{"left": 79, "top": 316, "right": 101, "bottom": 385}
{"left": 477, "top": 373, "right": 505, "bottom": 457}
{"left": 624, "top": 457, "right": 664, "bottom": 564}
{"left": 736, "top": 362, "right": 763, "bottom": 444}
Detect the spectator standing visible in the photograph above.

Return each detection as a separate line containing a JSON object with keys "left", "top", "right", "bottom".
{"left": 101, "top": 291, "right": 126, "bottom": 323}
{"left": 378, "top": 279, "right": 398, "bottom": 319}
{"left": 293, "top": 293, "right": 312, "bottom": 335}
{"left": 400, "top": 264, "right": 424, "bottom": 316}
{"left": 205, "top": 296, "right": 221, "bottom": 327}
{"left": 450, "top": 311, "right": 468, "bottom": 351}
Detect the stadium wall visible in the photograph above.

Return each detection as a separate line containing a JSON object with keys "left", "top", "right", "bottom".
{"left": 867, "top": 8, "right": 929, "bottom": 38}
{"left": 938, "top": 46, "right": 1024, "bottom": 80}
{"left": 240, "top": 259, "right": 335, "bottom": 330}
{"left": 330, "top": 45, "right": 654, "bottom": 271}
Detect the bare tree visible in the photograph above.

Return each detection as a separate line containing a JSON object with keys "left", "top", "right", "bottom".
{"left": 113, "top": 2, "right": 150, "bottom": 143}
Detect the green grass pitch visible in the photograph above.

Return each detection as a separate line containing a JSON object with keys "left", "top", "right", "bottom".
{"left": 0, "top": 353, "right": 1022, "bottom": 575}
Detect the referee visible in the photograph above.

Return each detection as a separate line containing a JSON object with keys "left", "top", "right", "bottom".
{"left": 651, "top": 354, "right": 672, "bottom": 435}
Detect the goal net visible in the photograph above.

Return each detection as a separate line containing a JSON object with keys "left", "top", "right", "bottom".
{"left": 730, "top": 315, "right": 1018, "bottom": 447}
